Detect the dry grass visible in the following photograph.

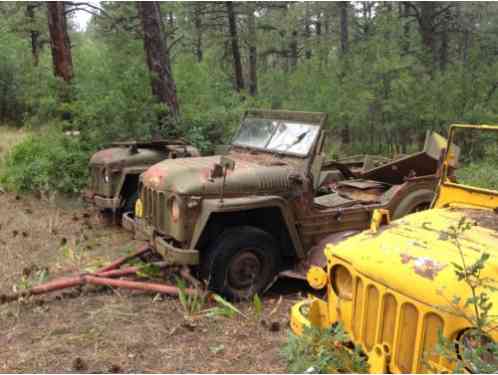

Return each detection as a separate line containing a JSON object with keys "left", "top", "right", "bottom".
{"left": 0, "top": 192, "right": 304, "bottom": 373}
{"left": 0, "top": 126, "right": 29, "bottom": 163}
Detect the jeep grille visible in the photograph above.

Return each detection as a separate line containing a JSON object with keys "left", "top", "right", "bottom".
{"left": 142, "top": 186, "right": 167, "bottom": 233}
{"left": 350, "top": 274, "right": 444, "bottom": 372}
{"left": 90, "top": 166, "right": 107, "bottom": 196}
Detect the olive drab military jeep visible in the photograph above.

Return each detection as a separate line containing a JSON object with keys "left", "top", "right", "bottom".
{"left": 124, "top": 110, "right": 450, "bottom": 300}
{"left": 83, "top": 139, "right": 199, "bottom": 219}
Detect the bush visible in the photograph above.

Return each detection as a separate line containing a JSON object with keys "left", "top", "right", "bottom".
{"left": 281, "top": 324, "right": 369, "bottom": 373}
{"left": 0, "top": 128, "right": 97, "bottom": 193}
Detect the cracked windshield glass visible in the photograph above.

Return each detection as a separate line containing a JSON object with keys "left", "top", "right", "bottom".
{"left": 450, "top": 127, "right": 498, "bottom": 191}
{"left": 233, "top": 118, "right": 319, "bottom": 156}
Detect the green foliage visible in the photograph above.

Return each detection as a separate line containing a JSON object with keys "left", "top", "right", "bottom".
{"left": 433, "top": 217, "right": 498, "bottom": 373}
{"left": 282, "top": 324, "right": 369, "bottom": 373}
{"left": 205, "top": 293, "right": 247, "bottom": 319}
{"left": 176, "top": 277, "right": 206, "bottom": 317}
{"left": 0, "top": 129, "right": 97, "bottom": 193}
{"left": 252, "top": 293, "right": 263, "bottom": 319}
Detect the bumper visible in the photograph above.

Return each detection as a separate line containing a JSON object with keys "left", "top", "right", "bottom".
{"left": 290, "top": 298, "right": 331, "bottom": 336}
{"left": 290, "top": 300, "right": 312, "bottom": 336}
{"left": 121, "top": 213, "right": 199, "bottom": 266}
{"left": 83, "top": 190, "right": 121, "bottom": 209}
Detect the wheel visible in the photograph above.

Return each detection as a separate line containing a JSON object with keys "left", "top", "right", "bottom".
{"left": 123, "top": 191, "right": 139, "bottom": 214}
{"left": 391, "top": 189, "right": 434, "bottom": 219}
{"left": 201, "top": 226, "right": 281, "bottom": 301}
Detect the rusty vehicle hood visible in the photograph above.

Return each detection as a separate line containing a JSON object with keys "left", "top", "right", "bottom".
{"left": 331, "top": 207, "right": 498, "bottom": 309}
{"left": 141, "top": 155, "right": 294, "bottom": 196}
{"left": 90, "top": 147, "right": 168, "bottom": 169}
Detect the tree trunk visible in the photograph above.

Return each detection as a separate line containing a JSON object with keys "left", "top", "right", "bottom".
{"left": 400, "top": 2, "right": 411, "bottom": 56}
{"left": 338, "top": 1, "right": 349, "bottom": 56}
{"left": 304, "top": 3, "right": 312, "bottom": 59}
{"left": 26, "top": 3, "right": 41, "bottom": 66}
{"left": 418, "top": 2, "right": 437, "bottom": 73}
{"left": 193, "top": 4, "right": 203, "bottom": 62}
{"left": 137, "top": 1, "right": 180, "bottom": 122}
{"left": 46, "top": 2, "right": 73, "bottom": 82}
{"left": 247, "top": 4, "right": 257, "bottom": 96}
{"left": 226, "top": 1, "right": 244, "bottom": 92}
{"left": 440, "top": 20, "right": 448, "bottom": 71}
{"left": 289, "top": 30, "right": 298, "bottom": 68}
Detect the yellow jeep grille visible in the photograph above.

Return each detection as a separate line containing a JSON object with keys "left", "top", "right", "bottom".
{"left": 349, "top": 274, "right": 445, "bottom": 373}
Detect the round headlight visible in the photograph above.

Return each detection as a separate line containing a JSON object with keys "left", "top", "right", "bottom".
{"left": 330, "top": 264, "right": 353, "bottom": 300}
{"left": 458, "top": 329, "right": 498, "bottom": 372}
{"left": 170, "top": 197, "right": 181, "bottom": 222}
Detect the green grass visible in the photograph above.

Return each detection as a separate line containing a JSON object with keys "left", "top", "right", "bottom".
{"left": 458, "top": 161, "right": 498, "bottom": 192}
{"left": 0, "top": 126, "right": 30, "bottom": 171}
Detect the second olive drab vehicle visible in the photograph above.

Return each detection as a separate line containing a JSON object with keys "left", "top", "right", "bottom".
{"left": 83, "top": 139, "right": 199, "bottom": 220}
{"left": 124, "top": 110, "right": 451, "bottom": 300}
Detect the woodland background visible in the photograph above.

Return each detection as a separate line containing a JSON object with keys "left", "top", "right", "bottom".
{"left": 1, "top": 1, "right": 498, "bottom": 193}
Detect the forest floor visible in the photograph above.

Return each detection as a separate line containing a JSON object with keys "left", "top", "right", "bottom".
{"left": 0, "top": 127, "right": 308, "bottom": 372}
{"left": 0, "top": 192, "right": 307, "bottom": 373}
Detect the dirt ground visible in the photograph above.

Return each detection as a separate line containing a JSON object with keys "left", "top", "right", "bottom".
{"left": 0, "top": 192, "right": 308, "bottom": 373}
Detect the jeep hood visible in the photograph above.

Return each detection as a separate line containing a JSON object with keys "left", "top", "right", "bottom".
{"left": 141, "top": 156, "right": 293, "bottom": 196}
{"left": 332, "top": 207, "right": 498, "bottom": 311}
{"left": 90, "top": 147, "right": 168, "bottom": 169}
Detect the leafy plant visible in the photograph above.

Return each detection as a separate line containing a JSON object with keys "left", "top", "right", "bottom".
{"left": 176, "top": 277, "right": 206, "bottom": 317}
{"left": 253, "top": 293, "right": 263, "bottom": 319}
{"left": 282, "top": 324, "right": 369, "bottom": 373}
{"left": 431, "top": 217, "right": 498, "bottom": 373}
{"left": 205, "top": 293, "right": 247, "bottom": 319}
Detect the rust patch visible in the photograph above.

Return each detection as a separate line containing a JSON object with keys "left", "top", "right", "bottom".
{"left": 143, "top": 164, "right": 168, "bottom": 189}
{"left": 400, "top": 253, "right": 446, "bottom": 280}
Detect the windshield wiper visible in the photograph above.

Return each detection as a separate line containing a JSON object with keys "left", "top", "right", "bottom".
{"left": 284, "top": 130, "right": 310, "bottom": 151}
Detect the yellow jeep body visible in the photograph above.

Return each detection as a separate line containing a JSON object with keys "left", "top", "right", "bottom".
{"left": 290, "top": 124, "right": 498, "bottom": 373}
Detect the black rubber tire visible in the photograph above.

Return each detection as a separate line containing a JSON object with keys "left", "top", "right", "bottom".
{"left": 391, "top": 189, "right": 434, "bottom": 219}
{"left": 123, "top": 191, "right": 139, "bottom": 214}
{"left": 201, "top": 226, "right": 280, "bottom": 301}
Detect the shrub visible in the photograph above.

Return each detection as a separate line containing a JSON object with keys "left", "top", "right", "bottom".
{"left": 0, "top": 128, "right": 97, "bottom": 193}
{"left": 282, "top": 324, "right": 369, "bottom": 373}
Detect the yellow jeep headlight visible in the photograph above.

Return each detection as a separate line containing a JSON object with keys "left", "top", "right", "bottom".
{"left": 307, "top": 266, "right": 328, "bottom": 290}
{"left": 135, "top": 199, "right": 143, "bottom": 218}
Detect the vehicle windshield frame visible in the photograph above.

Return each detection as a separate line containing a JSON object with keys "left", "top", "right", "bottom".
{"left": 444, "top": 124, "right": 498, "bottom": 195}
{"left": 230, "top": 114, "right": 324, "bottom": 158}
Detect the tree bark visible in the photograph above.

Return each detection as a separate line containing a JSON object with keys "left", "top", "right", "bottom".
{"left": 26, "top": 3, "right": 41, "bottom": 67}
{"left": 400, "top": 2, "right": 411, "bottom": 56}
{"left": 247, "top": 4, "right": 257, "bottom": 96}
{"left": 46, "top": 1, "right": 73, "bottom": 82}
{"left": 304, "top": 3, "right": 312, "bottom": 59}
{"left": 339, "top": 1, "right": 349, "bottom": 56}
{"left": 439, "top": 19, "right": 449, "bottom": 71}
{"left": 193, "top": 4, "right": 203, "bottom": 62}
{"left": 418, "top": 2, "right": 437, "bottom": 72}
{"left": 289, "top": 30, "right": 298, "bottom": 68}
{"left": 137, "top": 1, "right": 180, "bottom": 121}
{"left": 226, "top": 2, "right": 244, "bottom": 92}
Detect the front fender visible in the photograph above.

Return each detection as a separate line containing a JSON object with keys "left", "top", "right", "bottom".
{"left": 189, "top": 195, "right": 305, "bottom": 257}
